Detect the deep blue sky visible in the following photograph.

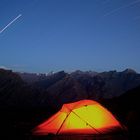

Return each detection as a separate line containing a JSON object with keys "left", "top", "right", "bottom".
{"left": 0, "top": 0, "right": 140, "bottom": 73}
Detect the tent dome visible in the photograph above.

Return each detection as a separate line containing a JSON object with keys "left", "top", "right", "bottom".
{"left": 33, "top": 100, "right": 123, "bottom": 135}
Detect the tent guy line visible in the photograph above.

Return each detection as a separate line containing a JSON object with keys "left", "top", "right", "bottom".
{"left": 0, "top": 14, "right": 22, "bottom": 34}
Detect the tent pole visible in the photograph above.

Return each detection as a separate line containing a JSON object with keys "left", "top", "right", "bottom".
{"left": 56, "top": 112, "right": 71, "bottom": 135}
{"left": 70, "top": 109, "right": 102, "bottom": 134}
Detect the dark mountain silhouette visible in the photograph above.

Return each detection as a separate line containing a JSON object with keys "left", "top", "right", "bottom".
{"left": 1, "top": 68, "right": 140, "bottom": 109}
{"left": 0, "top": 68, "right": 140, "bottom": 139}
{"left": 33, "top": 71, "right": 67, "bottom": 89}
{"left": 101, "top": 85, "right": 140, "bottom": 139}
{"left": 0, "top": 69, "right": 49, "bottom": 109}
{"left": 17, "top": 72, "right": 47, "bottom": 84}
{"left": 29, "top": 69, "right": 140, "bottom": 108}
{"left": 0, "top": 68, "right": 25, "bottom": 107}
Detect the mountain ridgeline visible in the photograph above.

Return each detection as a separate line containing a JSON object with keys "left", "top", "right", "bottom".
{"left": 0, "top": 68, "right": 140, "bottom": 139}
{"left": 0, "top": 68, "right": 140, "bottom": 109}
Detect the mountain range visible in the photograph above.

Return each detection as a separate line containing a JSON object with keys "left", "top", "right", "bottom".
{"left": 0, "top": 68, "right": 140, "bottom": 139}
{"left": 0, "top": 68, "right": 140, "bottom": 109}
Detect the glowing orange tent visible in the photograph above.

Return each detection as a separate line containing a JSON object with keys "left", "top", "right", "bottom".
{"left": 34, "top": 100, "right": 123, "bottom": 135}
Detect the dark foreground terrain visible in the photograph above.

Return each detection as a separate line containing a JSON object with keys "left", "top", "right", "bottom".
{"left": 32, "top": 134, "right": 128, "bottom": 140}
{"left": 0, "top": 69, "right": 140, "bottom": 139}
{"left": 0, "top": 108, "right": 129, "bottom": 140}
{"left": 0, "top": 85, "right": 139, "bottom": 140}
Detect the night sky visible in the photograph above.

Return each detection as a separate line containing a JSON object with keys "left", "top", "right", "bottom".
{"left": 0, "top": 0, "right": 140, "bottom": 73}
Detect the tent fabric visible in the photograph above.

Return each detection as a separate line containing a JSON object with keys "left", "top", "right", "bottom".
{"left": 34, "top": 100, "right": 122, "bottom": 135}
